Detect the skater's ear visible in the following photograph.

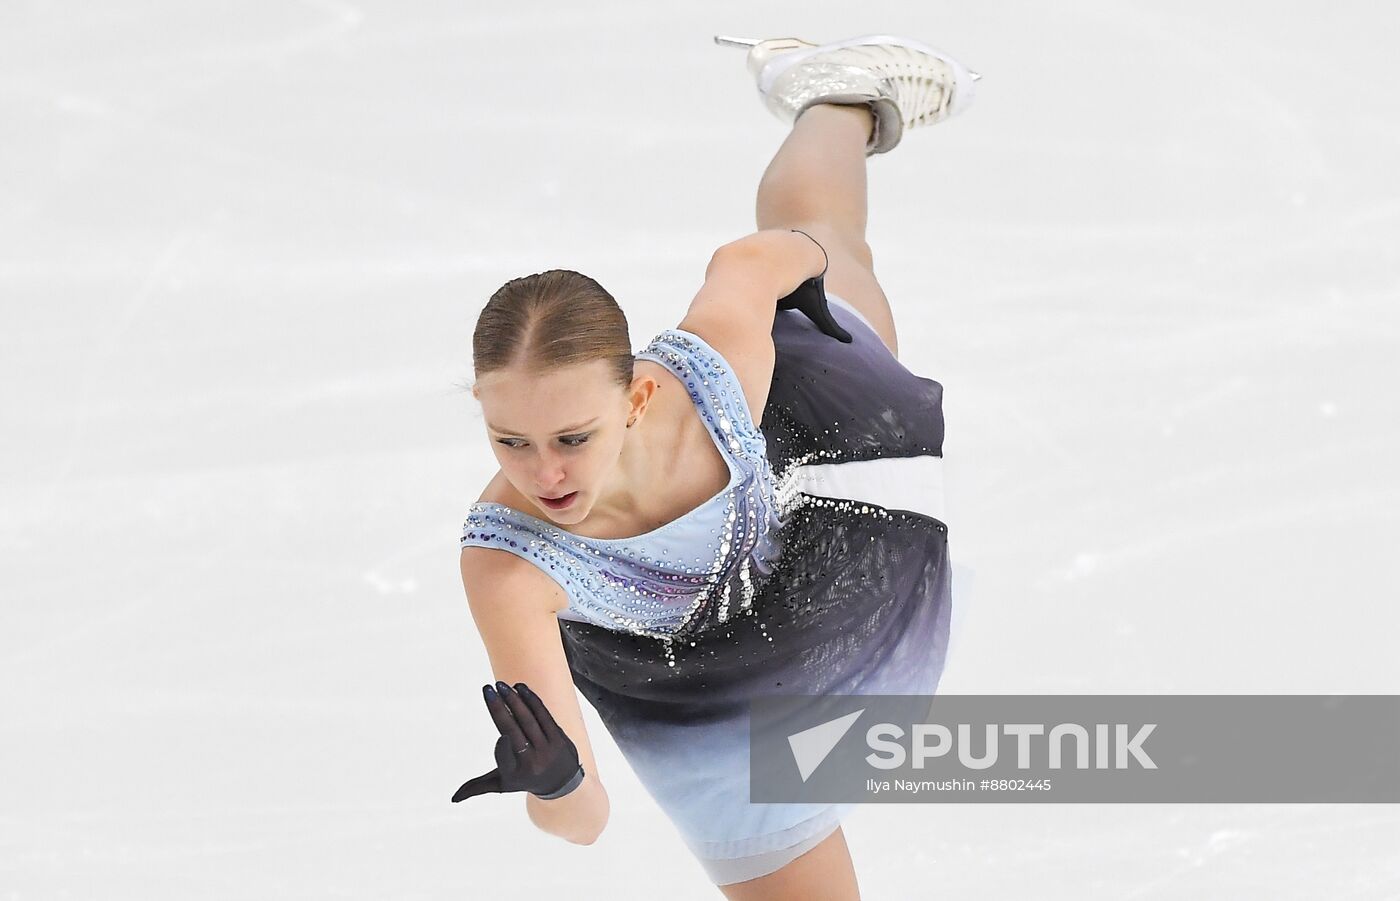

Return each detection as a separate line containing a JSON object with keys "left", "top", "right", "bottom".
{"left": 626, "top": 370, "right": 660, "bottom": 421}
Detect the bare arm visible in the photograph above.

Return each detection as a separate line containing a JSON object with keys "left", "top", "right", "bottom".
{"left": 675, "top": 229, "right": 827, "bottom": 426}
{"left": 460, "top": 546, "right": 610, "bottom": 844}
{"left": 684, "top": 229, "right": 829, "bottom": 335}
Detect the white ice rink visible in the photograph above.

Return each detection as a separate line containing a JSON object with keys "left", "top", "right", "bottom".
{"left": 3, "top": 2, "right": 1399, "bottom": 898}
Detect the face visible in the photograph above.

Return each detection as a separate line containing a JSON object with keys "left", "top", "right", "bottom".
{"left": 473, "top": 359, "right": 653, "bottom": 524}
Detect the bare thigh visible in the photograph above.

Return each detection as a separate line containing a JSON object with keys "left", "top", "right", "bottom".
{"left": 716, "top": 826, "right": 861, "bottom": 901}
{"left": 786, "top": 221, "right": 899, "bottom": 359}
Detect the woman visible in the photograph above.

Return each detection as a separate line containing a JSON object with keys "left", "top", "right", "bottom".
{"left": 452, "top": 34, "right": 978, "bottom": 900}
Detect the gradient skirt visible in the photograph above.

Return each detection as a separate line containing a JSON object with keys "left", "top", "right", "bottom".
{"left": 558, "top": 294, "right": 955, "bottom": 885}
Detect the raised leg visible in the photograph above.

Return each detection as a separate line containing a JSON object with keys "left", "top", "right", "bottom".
{"left": 716, "top": 825, "right": 861, "bottom": 901}
{"left": 755, "top": 103, "right": 899, "bottom": 357}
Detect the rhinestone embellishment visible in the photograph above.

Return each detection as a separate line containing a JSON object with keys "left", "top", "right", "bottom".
{"left": 462, "top": 330, "right": 785, "bottom": 646}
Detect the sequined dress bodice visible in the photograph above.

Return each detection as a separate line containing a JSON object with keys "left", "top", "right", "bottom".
{"left": 460, "top": 329, "right": 788, "bottom": 641}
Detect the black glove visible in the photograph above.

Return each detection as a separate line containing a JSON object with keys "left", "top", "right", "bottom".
{"left": 451, "top": 681, "right": 586, "bottom": 803}
{"left": 778, "top": 228, "right": 853, "bottom": 343}
{"left": 777, "top": 272, "right": 853, "bottom": 343}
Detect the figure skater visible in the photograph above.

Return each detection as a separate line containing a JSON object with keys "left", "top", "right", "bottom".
{"left": 451, "top": 33, "right": 979, "bottom": 900}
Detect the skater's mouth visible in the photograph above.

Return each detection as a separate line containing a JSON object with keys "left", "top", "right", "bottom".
{"left": 538, "top": 491, "right": 578, "bottom": 510}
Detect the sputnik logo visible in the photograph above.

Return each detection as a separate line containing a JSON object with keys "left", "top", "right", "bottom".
{"left": 788, "top": 708, "right": 866, "bottom": 782}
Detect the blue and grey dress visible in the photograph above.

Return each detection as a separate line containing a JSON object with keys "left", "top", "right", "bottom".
{"left": 459, "top": 294, "right": 954, "bottom": 885}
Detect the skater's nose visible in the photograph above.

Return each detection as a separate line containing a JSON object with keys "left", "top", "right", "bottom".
{"left": 533, "top": 453, "right": 568, "bottom": 492}
{"left": 536, "top": 473, "right": 567, "bottom": 493}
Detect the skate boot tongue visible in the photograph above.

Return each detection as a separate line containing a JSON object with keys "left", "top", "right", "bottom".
{"left": 747, "top": 37, "right": 821, "bottom": 81}
{"left": 712, "top": 35, "right": 822, "bottom": 81}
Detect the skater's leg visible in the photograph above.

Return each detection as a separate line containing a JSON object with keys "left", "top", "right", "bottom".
{"left": 717, "top": 825, "right": 860, "bottom": 901}
{"left": 755, "top": 103, "right": 899, "bottom": 357}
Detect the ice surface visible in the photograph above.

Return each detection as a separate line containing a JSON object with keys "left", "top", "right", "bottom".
{"left": 2, "top": 2, "right": 1398, "bottom": 898}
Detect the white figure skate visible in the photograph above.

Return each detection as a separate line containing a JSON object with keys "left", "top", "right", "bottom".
{"left": 714, "top": 34, "right": 981, "bottom": 156}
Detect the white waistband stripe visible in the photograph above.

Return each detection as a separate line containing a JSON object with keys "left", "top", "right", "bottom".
{"left": 785, "top": 454, "right": 945, "bottom": 523}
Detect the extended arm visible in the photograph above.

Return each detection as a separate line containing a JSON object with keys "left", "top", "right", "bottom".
{"left": 457, "top": 547, "right": 610, "bottom": 845}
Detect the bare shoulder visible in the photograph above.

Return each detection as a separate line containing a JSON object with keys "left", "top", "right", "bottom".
{"left": 675, "top": 311, "right": 776, "bottom": 429}
{"left": 475, "top": 468, "right": 515, "bottom": 507}
{"left": 460, "top": 544, "right": 568, "bottom": 615}
{"left": 463, "top": 474, "right": 568, "bottom": 616}
{"left": 676, "top": 242, "right": 783, "bottom": 427}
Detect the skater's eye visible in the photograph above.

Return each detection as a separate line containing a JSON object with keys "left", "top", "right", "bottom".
{"left": 496, "top": 434, "right": 590, "bottom": 449}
